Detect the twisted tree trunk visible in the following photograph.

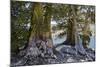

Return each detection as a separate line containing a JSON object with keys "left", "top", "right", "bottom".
{"left": 71, "top": 5, "right": 86, "bottom": 55}
{"left": 66, "top": 18, "right": 75, "bottom": 46}
{"left": 71, "top": 6, "right": 93, "bottom": 61}
{"left": 12, "top": 3, "right": 55, "bottom": 66}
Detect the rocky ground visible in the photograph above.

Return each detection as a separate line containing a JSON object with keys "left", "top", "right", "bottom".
{"left": 11, "top": 40, "right": 95, "bottom": 67}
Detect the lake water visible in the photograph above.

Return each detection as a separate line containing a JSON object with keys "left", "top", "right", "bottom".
{"left": 51, "top": 23, "right": 95, "bottom": 49}
{"left": 52, "top": 30, "right": 95, "bottom": 49}
{"left": 88, "top": 35, "right": 95, "bottom": 49}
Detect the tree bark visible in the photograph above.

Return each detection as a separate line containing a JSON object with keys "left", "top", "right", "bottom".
{"left": 71, "top": 5, "right": 86, "bottom": 55}
{"left": 27, "top": 3, "right": 53, "bottom": 54}
{"left": 66, "top": 18, "right": 75, "bottom": 46}
{"left": 63, "top": 6, "right": 75, "bottom": 46}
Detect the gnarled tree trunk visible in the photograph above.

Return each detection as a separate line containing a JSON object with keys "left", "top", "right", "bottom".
{"left": 71, "top": 5, "right": 86, "bottom": 55}
{"left": 66, "top": 18, "right": 75, "bottom": 46}
{"left": 13, "top": 3, "right": 55, "bottom": 66}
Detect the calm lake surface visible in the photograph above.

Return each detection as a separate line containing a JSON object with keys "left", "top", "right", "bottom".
{"left": 51, "top": 24, "right": 95, "bottom": 49}
{"left": 52, "top": 33, "right": 95, "bottom": 49}
{"left": 52, "top": 34, "right": 95, "bottom": 49}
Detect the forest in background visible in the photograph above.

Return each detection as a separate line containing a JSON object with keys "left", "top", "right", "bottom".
{"left": 11, "top": 1, "right": 95, "bottom": 66}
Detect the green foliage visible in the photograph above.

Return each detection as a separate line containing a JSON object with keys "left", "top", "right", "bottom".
{"left": 11, "top": 1, "right": 31, "bottom": 52}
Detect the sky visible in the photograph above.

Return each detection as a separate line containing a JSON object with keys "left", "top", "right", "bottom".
{"left": 51, "top": 21, "right": 57, "bottom": 25}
